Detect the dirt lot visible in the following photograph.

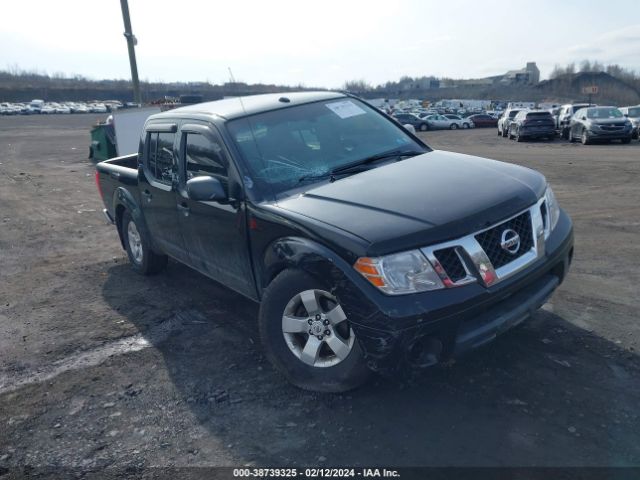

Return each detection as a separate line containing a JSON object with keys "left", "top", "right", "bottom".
{"left": 1, "top": 115, "right": 639, "bottom": 472}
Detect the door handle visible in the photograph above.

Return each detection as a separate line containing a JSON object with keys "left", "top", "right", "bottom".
{"left": 177, "top": 202, "right": 190, "bottom": 217}
{"left": 141, "top": 190, "right": 152, "bottom": 202}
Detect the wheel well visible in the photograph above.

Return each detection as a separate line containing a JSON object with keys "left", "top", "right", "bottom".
{"left": 262, "top": 262, "right": 333, "bottom": 298}
{"left": 263, "top": 265, "right": 288, "bottom": 291}
{"left": 115, "top": 204, "right": 126, "bottom": 249}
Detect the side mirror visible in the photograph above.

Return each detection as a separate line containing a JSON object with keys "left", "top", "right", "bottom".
{"left": 582, "top": 116, "right": 587, "bottom": 121}
{"left": 403, "top": 124, "right": 416, "bottom": 134}
{"left": 624, "top": 113, "right": 628, "bottom": 117}
{"left": 186, "top": 176, "right": 226, "bottom": 201}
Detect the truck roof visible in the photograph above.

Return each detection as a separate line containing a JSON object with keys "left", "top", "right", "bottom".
{"left": 154, "top": 91, "right": 345, "bottom": 121}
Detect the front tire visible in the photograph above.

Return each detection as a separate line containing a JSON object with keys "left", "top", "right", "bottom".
{"left": 450, "top": 123, "right": 458, "bottom": 130}
{"left": 419, "top": 123, "right": 429, "bottom": 132}
{"left": 259, "top": 269, "right": 371, "bottom": 392}
{"left": 581, "top": 129, "right": 591, "bottom": 145}
{"left": 121, "top": 210, "right": 168, "bottom": 275}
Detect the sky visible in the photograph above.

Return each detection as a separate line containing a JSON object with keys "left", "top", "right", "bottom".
{"left": 1, "top": 0, "right": 640, "bottom": 88}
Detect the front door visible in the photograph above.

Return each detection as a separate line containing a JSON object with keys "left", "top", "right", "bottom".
{"left": 176, "top": 124, "right": 256, "bottom": 298}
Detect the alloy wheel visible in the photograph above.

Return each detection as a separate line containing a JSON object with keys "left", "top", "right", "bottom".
{"left": 281, "top": 289, "right": 355, "bottom": 368}
{"left": 127, "top": 221, "right": 144, "bottom": 264}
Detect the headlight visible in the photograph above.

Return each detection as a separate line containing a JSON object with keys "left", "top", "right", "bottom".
{"left": 354, "top": 250, "right": 444, "bottom": 295}
{"left": 544, "top": 186, "right": 560, "bottom": 235}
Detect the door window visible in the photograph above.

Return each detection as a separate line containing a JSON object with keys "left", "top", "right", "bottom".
{"left": 146, "top": 131, "right": 177, "bottom": 185}
{"left": 184, "top": 133, "right": 228, "bottom": 190}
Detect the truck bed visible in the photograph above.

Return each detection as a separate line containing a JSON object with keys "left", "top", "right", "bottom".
{"left": 95, "top": 153, "right": 140, "bottom": 222}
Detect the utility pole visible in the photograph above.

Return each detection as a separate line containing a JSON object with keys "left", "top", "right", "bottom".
{"left": 120, "top": 0, "right": 141, "bottom": 104}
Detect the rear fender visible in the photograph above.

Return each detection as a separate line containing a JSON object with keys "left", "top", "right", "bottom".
{"left": 111, "top": 187, "right": 155, "bottom": 251}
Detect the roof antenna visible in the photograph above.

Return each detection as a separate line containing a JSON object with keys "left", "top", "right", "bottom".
{"left": 228, "top": 67, "right": 248, "bottom": 114}
{"left": 227, "top": 67, "right": 268, "bottom": 194}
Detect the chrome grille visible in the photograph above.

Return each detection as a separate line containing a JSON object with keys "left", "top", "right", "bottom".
{"left": 433, "top": 247, "right": 466, "bottom": 283}
{"left": 475, "top": 211, "right": 533, "bottom": 269}
{"left": 421, "top": 197, "right": 545, "bottom": 288}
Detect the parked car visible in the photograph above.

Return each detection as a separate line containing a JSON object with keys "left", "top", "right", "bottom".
{"left": 95, "top": 91, "right": 574, "bottom": 392}
{"left": 569, "top": 106, "right": 633, "bottom": 144}
{"left": 55, "top": 105, "right": 71, "bottom": 114}
{"left": 619, "top": 105, "right": 640, "bottom": 140}
{"left": 497, "top": 108, "right": 522, "bottom": 137}
{"left": 508, "top": 110, "right": 555, "bottom": 142}
{"left": 467, "top": 114, "right": 498, "bottom": 128}
{"left": 90, "top": 103, "right": 108, "bottom": 114}
{"left": 40, "top": 104, "right": 56, "bottom": 114}
{"left": 443, "top": 114, "right": 474, "bottom": 129}
{"left": 393, "top": 112, "right": 430, "bottom": 131}
{"left": 72, "top": 104, "right": 90, "bottom": 114}
{"left": 419, "top": 114, "right": 465, "bottom": 130}
{"left": 556, "top": 103, "right": 593, "bottom": 139}
{"left": 0, "top": 103, "right": 17, "bottom": 115}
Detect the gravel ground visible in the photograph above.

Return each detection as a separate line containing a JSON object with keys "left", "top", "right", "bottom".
{"left": 0, "top": 116, "right": 639, "bottom": 474}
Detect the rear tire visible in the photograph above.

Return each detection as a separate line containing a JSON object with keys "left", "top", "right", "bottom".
{"left": 450, "top": 123, "right": 458, "bottom": 130}
{"left": 419, "top": 123, "right": 429, "bottom": 132}
{"left": 259, "top": 269, "right": 371, "bottom": 392}
{"left": 121, "top": 210, "right": 168, "bottom": 275}
{"left": 516, "top": 129, "right": 523, "bottom": 142}
{"left": 621, "top": 137, "right": 631, "bottom": 144}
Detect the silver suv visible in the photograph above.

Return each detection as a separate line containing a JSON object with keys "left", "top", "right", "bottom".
{"left": 557, "top": 103, "right": 594, "bottom": 139}
{"left": 497, "top": 108, "right": 522, "bottom": 137}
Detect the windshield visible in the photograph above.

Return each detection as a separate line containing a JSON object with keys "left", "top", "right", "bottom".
{"left": 227, "top": 98, "right": 427, "bottom": 196}
{"left": 508, "top": 110, "right": 520, "bottom": 118}
{"left": 627, "top": 107, "right": 640, "bottom": 118}
{"left": 587, "top": 107, "right": 623, "bottom": 119}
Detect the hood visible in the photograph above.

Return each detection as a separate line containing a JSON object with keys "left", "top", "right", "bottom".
{"left": 276, "top": 150, "right": 546, "bottom": 256}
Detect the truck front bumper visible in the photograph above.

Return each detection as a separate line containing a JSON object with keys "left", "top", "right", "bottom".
{"left": 341, "top": 210, "right": 574, "bottom": 372}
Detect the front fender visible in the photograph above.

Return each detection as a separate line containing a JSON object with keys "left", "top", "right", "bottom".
{"left": 112, "top": 187, "right": 155, "bottom": 251}
{"left": 260, "top": 236, "right": 380, "bottom": 319}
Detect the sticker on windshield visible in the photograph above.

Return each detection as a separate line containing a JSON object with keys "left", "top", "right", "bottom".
{"left": 325, "top": 100, "right": 366, "bottom": 119}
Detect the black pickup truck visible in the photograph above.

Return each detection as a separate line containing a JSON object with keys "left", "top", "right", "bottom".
{"left": 96, "top": 91, "right": 574, "bottom": 392}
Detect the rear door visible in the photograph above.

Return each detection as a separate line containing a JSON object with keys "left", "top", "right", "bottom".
{"left": 176, "top": 123, "right": 256, "bottom": 298}
{"left": 138, "top": 124, "right": 187, "bottom": 262}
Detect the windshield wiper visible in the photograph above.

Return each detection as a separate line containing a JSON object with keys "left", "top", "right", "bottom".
{"left": 330, "top": 149, "right": 426, "bottom": 175}
{"left": 297, "top": 149, "right": 426, "bottom": 185}
{"left": 297, "top": 171, "right": 337, "bottom": 184}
